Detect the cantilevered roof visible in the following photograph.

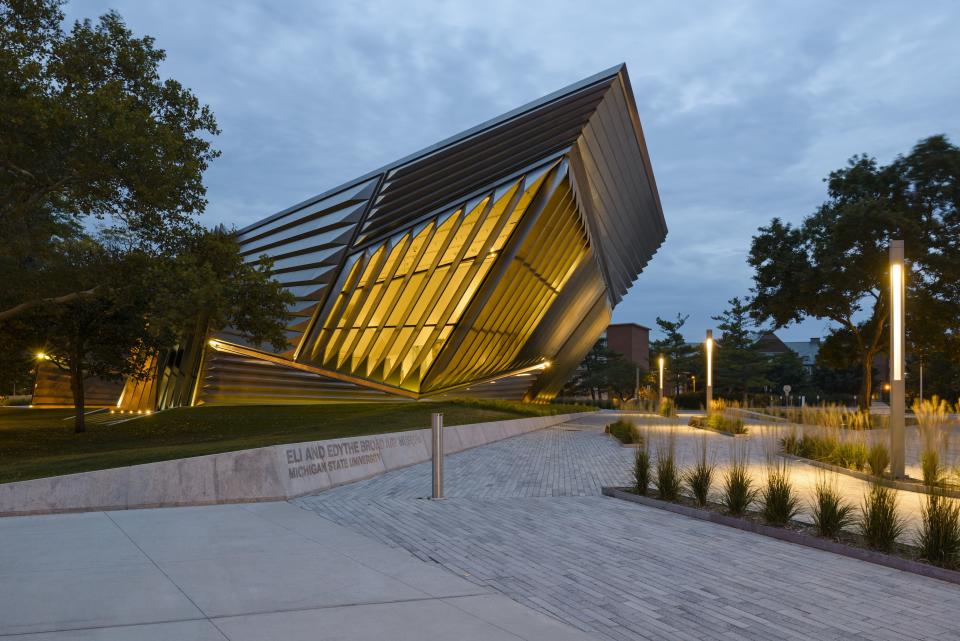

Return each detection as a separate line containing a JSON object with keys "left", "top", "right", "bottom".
{"left": 211, "top": 64, "right": 667, "bottom": 403}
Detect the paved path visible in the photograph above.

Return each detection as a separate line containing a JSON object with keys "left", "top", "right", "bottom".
{"left": 0, "top": 501, "right": 593, "bottom": 640}
{"left": 297, "top": 413, "right": 960, "bottom": 641}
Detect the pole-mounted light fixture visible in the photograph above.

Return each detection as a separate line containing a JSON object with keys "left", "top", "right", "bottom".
{"left": 891, "top": 264, "right": 903, "bottom": 383}
{"left": 705, "top": 329, "right": 714, "bottom": 414}
{"left": 658, "top": 355, "right": 665, "bottom": 404}
{"left": 889, "top": 239, "right": 906, "bottom": 478}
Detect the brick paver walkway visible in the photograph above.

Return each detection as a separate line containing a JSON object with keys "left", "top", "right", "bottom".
{"left": 296, "top": 413, "right": 960, "bottom": 641}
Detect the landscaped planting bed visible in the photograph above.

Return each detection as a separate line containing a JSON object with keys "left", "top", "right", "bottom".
{"left": 688, "top": 413, "right": 747, "bottom": 436}
{"left": 603, "top": 486, "right": 960, "bottom": 585}
{"left": 763, "top": 404, "right": 887, "bottom": 430}
{"left": 614, "top": 432, "right": 960, "bottom": 582}
{"left": 779, "top": 396, "right": 960, "bottom": 495}
{"left": 605, "top": 419, "right": 642, "bottom": 445}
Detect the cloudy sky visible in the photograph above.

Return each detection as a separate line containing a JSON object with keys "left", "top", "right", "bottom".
{"left": 67, "top": 0, "right": 960, "bottom": 342}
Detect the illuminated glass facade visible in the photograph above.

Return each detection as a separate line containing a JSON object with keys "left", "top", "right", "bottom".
{"left": 32, "top": 64, "right": 667, "bottom": 409}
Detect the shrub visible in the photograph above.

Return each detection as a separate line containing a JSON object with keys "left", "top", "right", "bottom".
{"left": 867, "top": 443, "right": 890, "bottom": 478}
{"left": 606, "top": 419, "right": 640, "bottom": 445}
{"left": 810, "top": 474, "right": 854, "bottom": 538}
{"left": 658, "top": 397, "right": 676, "bottom": 418}
{"left": 554, "top": 397, "right": 614, "bottom": 409}
{"left": 633, "top": 444, "right": 651, "bottom": 496}
{"left": 0, "top": 395, "right": 32, "bottom": 407}
{"left": 722, "top": 444, "right": 757, "bottom": 516}
{"left": 759, "top": 460, "right": 801, "bottom": 526}
{"left": 833, "top": 440, "right": 867, "bottom": 472}
{"left": 915, "top": 396, "right": 952, "bottom": 486}
{"left": 655, "top": 434, "right": 681, "bottom": 501}
{"left": 685, "top": 436, "right": 715, "bottom": 507}
{"left": 772, "top": 404, "right": 879, "bottom": 429}
{"left": 674, "top": 390, "right": 706, "bottom": 410}
{"left": 707, "top": 413, "right": 747, "bottom": 435}
{"left": 922, "top": 450, "right": 943, "bottom": 487}
{"left": 689, "top": 413, "right": 748, "bottom": 435}
{"left": 781, "top": 431, "right": 801, "bottom": 455}
{"left": 780, "top": 431, "right": 869, "bottom": 473}
{"left": 917, "top": 492, "right": 960, "bottom": 569}
{"left": 858, "top": 484, "right": 905, "bottom": 552}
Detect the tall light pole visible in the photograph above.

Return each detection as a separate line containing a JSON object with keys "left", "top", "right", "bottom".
{"left": 658, "top": 355, "right": 665, "bottom": 405}
{"left": 705, "top": 329, "right": 714, "bottom": 415}
{"left": 635, "top": 365, "right": 640, "bottom": 410}
{"left": 889, "top": 240, "right": 906, "bottom": 478}
{"left": 919, "top": 357, "right": 924, "bottom": 402}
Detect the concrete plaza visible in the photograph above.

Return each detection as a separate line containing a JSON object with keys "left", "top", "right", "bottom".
{"left": 0, "top": 501, "right": 591, "bottom": 640}
{"left": 297, "top": 413, "right": 960, "bottom": 640}
{"left": 4, "top": 412, "right": 960, "bottom": 640}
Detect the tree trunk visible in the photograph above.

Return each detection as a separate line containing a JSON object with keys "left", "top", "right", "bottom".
{"left": 859, "top": 354, "right": 873, "bottom": 412}
{"left": 70, "top": 360, "right": 86, "bottom": 434}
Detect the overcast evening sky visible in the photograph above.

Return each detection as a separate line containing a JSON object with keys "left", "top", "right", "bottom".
{"left": 67, "top": 1, "right": 960, "bottom": 343}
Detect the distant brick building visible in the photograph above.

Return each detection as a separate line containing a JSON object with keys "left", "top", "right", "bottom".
{"left": 605, "top": 323, "right": 651, "bottom": 370}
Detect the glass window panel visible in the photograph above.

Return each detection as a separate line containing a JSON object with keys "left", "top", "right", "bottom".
{"left": 387, "top": 272, "right": 424, "bottom": 327}
{"left": 428, "top": 262, "right": 469, "bottom": 326}
{"left": 417, "top": 264, "right": 451, "bottom": 326}
{"left": 441, "top": 206, "right": 481, "bottom": 265}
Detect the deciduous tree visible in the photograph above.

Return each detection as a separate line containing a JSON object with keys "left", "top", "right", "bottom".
{"left": 1, "top": 2, "right": 292, "bottom": 431}
{"left": 0, "top": 0, "right": 219, "bottom": 321}
{"left": 749, "top": 135, "right": 960, "bottom": 409}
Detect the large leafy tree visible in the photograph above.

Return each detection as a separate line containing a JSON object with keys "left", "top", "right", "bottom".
{"left": 1, "top": 0, "right": 219, "bottom": 321}
{"left": 749, "top": 135, "right": 960, "bottom": 409}
{"left": 0, "top": 2, "right": 292, "bottom": 431}
{"left": 649, "top": 314, "right": 696, "bottom": 396}
{"left": 33, "top": 230, "right": 291, "bottom": 432}
{"left": 711, "top": 297, "right": 769, "bottom": 403}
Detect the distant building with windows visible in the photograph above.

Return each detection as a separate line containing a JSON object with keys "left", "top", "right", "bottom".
{"left": 754, "top": 333, "right": 822, "bottom": 371}
{"left": 604, "top": 323, "right": 650, "bottom": 369}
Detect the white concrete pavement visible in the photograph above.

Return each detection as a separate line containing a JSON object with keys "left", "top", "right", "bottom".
{"left": 0, "top": 501, "right": 595, "bottom": 640}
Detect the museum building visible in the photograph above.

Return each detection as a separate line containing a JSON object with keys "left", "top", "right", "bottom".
{"left": 33, "top": 64, "right": 667, "bottom": 411}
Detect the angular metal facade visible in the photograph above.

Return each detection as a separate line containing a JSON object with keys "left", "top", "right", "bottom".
{"left": 34, "top": 64, "right": 666, "bottom": 409}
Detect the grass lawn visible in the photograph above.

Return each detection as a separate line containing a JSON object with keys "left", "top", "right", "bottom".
{"left": 0, "top": 399, "right": 593, "bottom": 484}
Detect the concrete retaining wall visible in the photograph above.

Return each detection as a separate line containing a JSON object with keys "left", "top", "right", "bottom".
{"left": 0, "top": 412, "right": 592, "bottom": 516}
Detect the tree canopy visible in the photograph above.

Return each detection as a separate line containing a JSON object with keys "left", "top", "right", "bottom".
{"left": 0, "top": 1, "right": 292, "bottom": 430}
{"left": 1, "top": 0, "right": 220, "bottom": 322}
{"left": 749, "top": 135, "right": 960, "bottom": 408}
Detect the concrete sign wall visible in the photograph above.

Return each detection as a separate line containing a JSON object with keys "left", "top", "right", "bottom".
{"left": 0, "top": 412, "right": 591, "bottom": 516}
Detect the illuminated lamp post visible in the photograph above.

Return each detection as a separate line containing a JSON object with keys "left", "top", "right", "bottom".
{"left": 658, "top": 355, "right": 665, "bottom": 405}
{"left": 705, "top": 329, "right": 714, "bottom": 415}
{"left": 889, "top": 240, "right": 906, "bottom": 478}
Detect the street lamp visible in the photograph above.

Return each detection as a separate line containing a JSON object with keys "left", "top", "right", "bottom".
{"left": 889, "top": 239, "right": 906, "bottom": 478}
{"left": 705, "top": 329, "right": 714, "bottom": 415}
{"left": 658, "top": 355, "right": 665, "bottom": 404}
